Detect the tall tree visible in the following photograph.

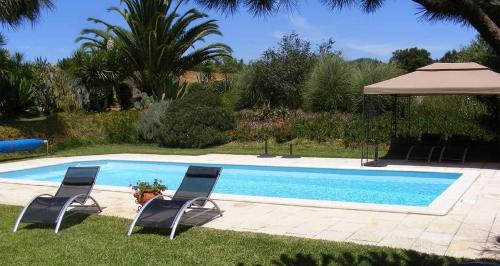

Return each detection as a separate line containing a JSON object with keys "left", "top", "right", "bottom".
{"left": 194, "top": 0, "right": 500, "bottom": 56}
{"left": 390, "top": 47, "right": 433, "bottom": 73}
{"left": 79, "top": 0, "right": 231, "bottom": 99}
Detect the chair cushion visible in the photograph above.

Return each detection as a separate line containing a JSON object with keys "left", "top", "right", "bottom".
{"left": 62, "top": 176, "right": 95, "bottom": 186}
{"left": 186, "top": 166, "right": 221, "bottom": 178}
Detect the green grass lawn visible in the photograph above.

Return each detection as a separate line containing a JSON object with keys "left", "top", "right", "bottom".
{"left": 0, "top": 141, "right": 386, "bottom": 162}
{"left": 0, "top": 204, "right": 489, "bottom": 265}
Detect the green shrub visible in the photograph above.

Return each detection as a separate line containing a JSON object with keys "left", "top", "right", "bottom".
{"left": 400, "top": 96, "right": 494, "bottom": 140}
{"left": 158, "top": 91, "right": 235, "bottom": 148}
{"left": 303, "top": 55, "right": 359, "bottom": 112}
{"left": 236, "top": 33, "right": 317, "bottom": 109}
{"left": 133, "top": 93, "right": 155, "bottom": 110}
{"left": 273, "top": 121, "right": 294, "bottom": 143}
{"left": 135, "top": 101, "right": 170, "bottom": 142}
{"left": 96, "top": 111, "right": 140, "bottom": 143}
{"left": 0, "top": 72, "right": 38, "bottom": 116}
{"left": 354, "top": 61, "right": 403, "bottom": 112}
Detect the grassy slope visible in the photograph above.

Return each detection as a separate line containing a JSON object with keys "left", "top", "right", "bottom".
{"left": 0, "top": 141, "right": 386, "bottom": 162}
{"left": 0, "top": 204, "right": 483, "bottom": 265}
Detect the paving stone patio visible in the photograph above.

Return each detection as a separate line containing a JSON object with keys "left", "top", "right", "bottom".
{"left": 0, "top": 154, "right": 499, "bottom": 259}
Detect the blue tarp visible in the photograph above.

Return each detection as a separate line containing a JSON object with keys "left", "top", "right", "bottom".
{"left": 0, "top": 139, "right": 46, "bottom": 153}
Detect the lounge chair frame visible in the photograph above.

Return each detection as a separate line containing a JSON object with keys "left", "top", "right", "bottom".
{"left": 13, "top": 167, "right": 101, "bottom": 233}
{"left": 405, "top": 145, "right": 437, "bottom": 163}
{"left": 127, "top": 195, "right": 222, "bottom": 240}
{"left": 439, "top": 146, "right": 469, "bottom": 164}
{"left": 128, "top": 166, "right": 223, "bottom": 240}
{"left": 13, "top": 194, "right": 102, "bottom": 233}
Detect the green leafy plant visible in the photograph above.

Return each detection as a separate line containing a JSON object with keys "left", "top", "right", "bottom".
{"left": 133, "top": 93, "right": 155, "bottom": 110}
{"left": 135, "top": 100, "right": 170, "bottom": 142}
{"left": 158, "top": 91, "right": 235, "bottom": 148}
{"left": 389, "top": 47, "right": 433, "bottom": 73}
{"left": 235, "top": 33, "right": 317, "bottom": 109}
{"left": 0, "top": 71, "right": 37, "bottom": 116}
{"left": 353, "top": 60, "right": 403, "bottom": 112}
{"left": 96, "top": 111, "right": 140, "bottom": 143}
{"left": 303, "top": 55, "right": 359, "bottom": 112}
{"left": 130, "top": 179, "right": 167, "bottom": 199}
{"left": 66, "top": 49, "right": 123, "bottom": 111}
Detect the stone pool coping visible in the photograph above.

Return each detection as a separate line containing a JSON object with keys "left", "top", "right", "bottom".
{"left": 0, "top": 154, "right": 480, "bottom": 215}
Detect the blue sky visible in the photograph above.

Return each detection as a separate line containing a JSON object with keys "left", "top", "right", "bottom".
{"left": 2, "top": 0, "right": 477, "bottom": 63}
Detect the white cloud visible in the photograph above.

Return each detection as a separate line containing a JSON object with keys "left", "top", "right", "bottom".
{"left": 345, "top": 42, "right": 451, "bottom": 57}
{"left": 345, "top": 43, "right": 399, "bottom": 56}
{"left": 272, "top": 30, "right": 284, "bottom": 40}
{"left": 288, "top": 13, "right": 322, "bottom": 40}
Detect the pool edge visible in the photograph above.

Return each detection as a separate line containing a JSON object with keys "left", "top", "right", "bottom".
{"left": 0, "top": 154, "right": 480, "bottom": 216}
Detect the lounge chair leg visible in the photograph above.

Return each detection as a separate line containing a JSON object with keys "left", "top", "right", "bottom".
{"left": 169, "top": 225, "right": 178, "bottom": 240}
{"left": 127, "top": 195, "right": 164, "bottom": 236}
{"left": 427, "top": 147, "right": 436, "bottom": 163}
{"left": 12, "top": 211, "right": 27, "bottom": 233}
{"left": 406, "top": 146, "right": 415, "bottom": 161}
{"left": 87, "top": 196, "right": 102, "bottom": 213}
{"left": 439, "top": 147, "right": 446, "bottom": 163}
{"left": 54, "top": 194, "right": 87, "bottom": 233}
{"left": 462, "top": 148, "right": 469, "bottom": 164}
{"left": 13, "top": 194, "right": 54, "bottom": 233}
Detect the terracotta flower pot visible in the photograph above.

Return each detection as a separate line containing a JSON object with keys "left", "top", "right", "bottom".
{"left": 136, "top": 191, "right": 163, "bottom": 205}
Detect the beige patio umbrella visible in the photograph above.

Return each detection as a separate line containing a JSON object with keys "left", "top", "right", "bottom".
{"left": 361, "top": 62, "right": 500, "bottom": 165}
{"left": 364, "top": 63, "right": 500, "bottom": 95}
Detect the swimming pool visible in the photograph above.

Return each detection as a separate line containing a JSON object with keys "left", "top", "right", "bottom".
{"left": 0, "top": 160, "right": 462, "bottom": 207}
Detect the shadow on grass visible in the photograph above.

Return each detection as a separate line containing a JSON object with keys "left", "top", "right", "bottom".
{"left": 132, "top": 225, "right": 191, "bottom": 238}
{"left": 237, "top": 250, "right": 499, "bottom": 266}
{"left": 21, "top": 213, "right": 91, "bottom": 232}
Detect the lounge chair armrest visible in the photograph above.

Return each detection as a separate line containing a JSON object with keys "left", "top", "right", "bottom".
{"left": 184, "top": 197, "right": 222, "bottom": 214}
{"left": 13, "top": 193, "right": 55, "bottom": 232}
{"left": 23, "top": 193, "right": 55, "bottom": 208}
{"left": 168, "top": 197, "right": 222, "bottom": 240}
{"left": 35, "top": 193, "right": 55, "bottom": 198}
{"left": 127, "top": 194, "right": 165, "bottom": 236}
{"left": 54, "top": 194, "right": 93, "bottom": 233}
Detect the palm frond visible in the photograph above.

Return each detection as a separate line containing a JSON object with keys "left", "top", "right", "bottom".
{"left": 0, "top": 0, "right": 53, "bottom": 27}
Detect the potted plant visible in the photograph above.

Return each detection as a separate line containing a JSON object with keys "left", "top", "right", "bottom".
{"left": 130, "top": 179, "right": 167, "bottom": 205}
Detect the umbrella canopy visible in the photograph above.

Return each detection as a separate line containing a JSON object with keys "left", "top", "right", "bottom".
{"left": 364, "top": 63, "right": 500, "bottom": 95}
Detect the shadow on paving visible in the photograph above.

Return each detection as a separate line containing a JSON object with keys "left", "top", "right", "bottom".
{"left": 238, "top": 251, "right": 500, "bottom": 266}
{"left": 481, "top": 235, "right": 500, "bottom": 260}
{"left": 363, "top": 159, "right": 500, "bottom": 170}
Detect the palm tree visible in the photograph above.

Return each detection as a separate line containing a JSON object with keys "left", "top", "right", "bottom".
{"left": 195, "top": 0, "right": 500, "bottom": 56}
{"left": 78, "top": 0, "right": 232, "bottom": 99}
{"left": 66, "top": 49, "right": 125, "bottom": 111}
{"left": 0, "top": 0, "right": 53, "bottom": 72}
{"left": 0, "top": 0, "right": 53, "bottom": 27}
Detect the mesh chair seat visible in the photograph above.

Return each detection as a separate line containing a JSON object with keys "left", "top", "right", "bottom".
{"left": 136, "top": 199, "right": 187, "bottom": 228}
{"left": 21, "top": 197, "right": 71, "bottom": 223}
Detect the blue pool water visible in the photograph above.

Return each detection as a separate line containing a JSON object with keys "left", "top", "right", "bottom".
{"left": 0, "top": 160, "right": 461, "bottom": 206}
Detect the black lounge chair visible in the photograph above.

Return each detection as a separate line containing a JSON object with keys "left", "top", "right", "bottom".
{"left": 439, "top": 135, "right": 471, "bottom": 164}
{"left": 13, "top": 166, "right": 101, "bottom": 233}
{"left": 128, "top": 166, "right": 223, "bottom": 240}
{"left": 406, "top": 133, "right": 442, "bottom": 163}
